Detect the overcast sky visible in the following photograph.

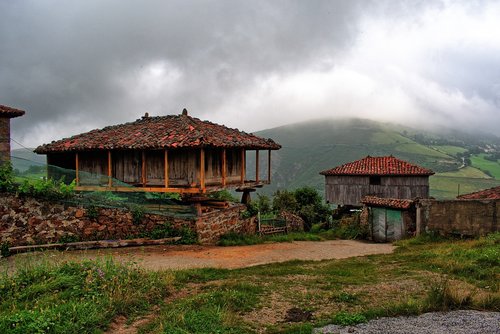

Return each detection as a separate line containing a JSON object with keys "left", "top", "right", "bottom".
{"left": 2, "top": 0, "right": 500, "bottom": 148}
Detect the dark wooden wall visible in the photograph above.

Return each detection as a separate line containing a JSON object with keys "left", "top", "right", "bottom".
{"left": 47, "top": 153, "right": 76, "bottom": 183}
{"left": 48, "top": 147, "right": 246, "bottom": 189}
{"left": 325, "top": 175, "right": 430, "bottom": 206}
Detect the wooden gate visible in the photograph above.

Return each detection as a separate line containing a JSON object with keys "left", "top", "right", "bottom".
{"left": 371, "top": 207, "right": 404, "bottom": 242}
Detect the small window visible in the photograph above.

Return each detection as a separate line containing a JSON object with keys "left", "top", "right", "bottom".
{"left": 369, "top": 176, "right": 381, "bottom": 185}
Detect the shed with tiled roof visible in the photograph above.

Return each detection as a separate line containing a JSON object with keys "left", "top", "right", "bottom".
{"left": 35, "top": 109, "right": 281, "bottom": 194}
{"left": 320, "top": 156, "right": 434, "bottom": 206}
{"left": 457, "top": 185, "right": 500, "bottom": 200}
{"left": 1, "top": 104, "right": 26, "bottom": 163}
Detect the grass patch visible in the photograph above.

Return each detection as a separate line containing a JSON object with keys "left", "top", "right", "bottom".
{"left": 218, "top": 232, "right": 321, "bottom": 246}
{"left": 471, "top": 153, "right": 500, "bottom": 179}
{"left": 2, "top": 233, "right": 499, "bottom": 333}
{"left": 0, "top": 259, "right": 170, "bottom": 334}
{"left": 430, "top": 175, "right": 500, "bottom": 199}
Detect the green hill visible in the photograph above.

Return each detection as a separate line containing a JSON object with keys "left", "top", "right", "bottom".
{"left": 10, "top": 148, "right": 46, "bottom": 172}
{"left": 255, "top": 118, "right": 500, "bottom": 199}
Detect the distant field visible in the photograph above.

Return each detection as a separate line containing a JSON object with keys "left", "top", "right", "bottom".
{"left": 430, "top": 175, "right": 500, "bottom": 199}
{"left": 432, "top": 145, "right": 467, "bottom": 156}
{"left": 471, "top": 154, "right": 500, "bottom": 179}
{"left": 438, "top": 166, "right": 490, "bottom": 179}
{"left": 395, "top": 142, "right": 451, "bottom": 158}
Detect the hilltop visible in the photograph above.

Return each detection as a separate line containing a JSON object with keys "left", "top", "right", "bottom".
{"left": 255, "top": 118, "right": 500, "bottom": 199}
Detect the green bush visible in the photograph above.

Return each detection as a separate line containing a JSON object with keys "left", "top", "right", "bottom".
{"left": 17, "top": 177, "right": 75, "bottom": 201}
{"left": 129, "top": 204, "right": 145, "bottom": 225}
{"left": 208, "top": 190, "right": 237, "bottom": 202}
{"left": 255, "top": 194, "right": 272, "bottom": 214}
{"left": 86, "top": 205, "right": 99, "bottom": 221}
{"left": 1, "top": 242, "right": 10, "bottom": 258}
{"left": 272, "top": 189, "right": 298, "bottom": 213}
{"left": 332, "top": 311, "right": 367, "bottom": 326}
{"left": 0, "top": 161, "right": 15, "bottom": 192}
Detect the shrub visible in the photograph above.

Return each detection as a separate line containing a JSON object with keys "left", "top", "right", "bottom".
{"left": 129, "top": 204, "right": 145, "bottom": 225}
{"left": 86, "top": 205, "right": 99, "bottom": 221}
{"left": 208, "top": 190, "right": 237, "bottom": 202}
{"left": 1, "top": 242, "right": 10, "bottom": 258}
{"left": 332, "top": 311, "right": 367, "bottom": 326}
{"left": 272, "top": 190, "right": 298, "bottom": 213}
{"left": 0, "top": 161, "right": 15, "bottom": 192}
{"left": 255, "top": 194, "right": 272, "bottom": 214}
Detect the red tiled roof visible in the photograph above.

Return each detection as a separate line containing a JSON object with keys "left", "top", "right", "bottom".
{"left": 457, "top": 186, "right": 500, "bottom": 200}
{"left": 320, "top": 156, "right": 434, "bottom": 176}
{"left": 35, "top": 112, "right": 281, "bottom": 153}
{"left": 0, "top": 104, "right": 25, "bottom": 118}
{"left": 361, "top": 196, "right": 414, "bottom": 210}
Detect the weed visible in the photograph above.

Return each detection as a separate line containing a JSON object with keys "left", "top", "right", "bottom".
{"left": 86, "top": 205, "right": 99, "bottom": 221}
{"left": 130, "top": 204, "right": 145, "bottom": 225}
{"left": 332, "top": 292, "right": 359, "bottom": 304}
{"left": 58, "top": 234, "right": 80, "bottom": 244}
{"left": 0, "top": 242, "right": 10, "bottom": 258}
{"left": 425, "top": 280, "right": 473, "bottom": 311}
{"left": 331, "top": 311, "right": 367, "bottom": 326}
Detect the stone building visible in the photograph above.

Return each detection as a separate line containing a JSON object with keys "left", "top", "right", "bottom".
{"left": 0, "top": 104, "right": 25, "bottom": 163}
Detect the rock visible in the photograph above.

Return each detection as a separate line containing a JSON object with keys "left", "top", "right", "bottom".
{"left": 75, "top": 209, "right": 84, "bottom": 218}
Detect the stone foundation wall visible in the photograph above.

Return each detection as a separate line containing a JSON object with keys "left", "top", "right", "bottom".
{"left": 417, "top": 199, "right": 500, "bottom": 237}
{"left": 196, "top": 205, "right": 256, "bottom": 244}
{"left": 0, "top": 194, "right": 255, "bottom": 246}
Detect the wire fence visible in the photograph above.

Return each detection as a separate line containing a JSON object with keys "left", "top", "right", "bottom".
{"left": 9, "top": 155, "right": 197, "bottom": 218}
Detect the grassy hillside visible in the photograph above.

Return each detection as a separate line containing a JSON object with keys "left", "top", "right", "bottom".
{"left": 10, "top": 148, "right": 46, "bottom": 172}
{"left": 255, "top": 118, "right": 500, "bottom": 199}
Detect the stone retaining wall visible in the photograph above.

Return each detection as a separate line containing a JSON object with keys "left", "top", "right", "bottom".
{"left": 417, "top": 199, "right": 500, "bottom": 237}
{"left": 0, "top": 193, "right": 255, "bottom": 246}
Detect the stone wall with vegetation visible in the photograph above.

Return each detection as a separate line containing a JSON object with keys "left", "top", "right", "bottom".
{"left": 196, "top": 205, "right": 256, "bottom": 244}
{"left": 417, "top": 199, "right": 500, "bottom": 237}
{"left": 0, "top": 193, "right": 254, "bottom": 247}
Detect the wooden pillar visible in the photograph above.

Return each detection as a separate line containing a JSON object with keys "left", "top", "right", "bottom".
{"left": 200, "top": 148, "right": 205, "bottom": 191}
{"left": 141, "top": 151, "right": 146, "bottom": 187}
{"left": 107, "top": 150, "right": 112, "bottom": 187}
{"left": 221, "top": 149, "right": 227, "bottom": 187}
{"left": 241, "top": 148, "right": 246, "bottom": 185}
{"left": 255, "top": 150, "right": 260, "bottom": 183}
{"left": 75, "top": 153, "right": 79, "bottom": 186}
{"left": 267, "top": 149, "right": 272, "bottom": 183}
{"left": 164, "top": 149, "right": 169, "bottom": 188}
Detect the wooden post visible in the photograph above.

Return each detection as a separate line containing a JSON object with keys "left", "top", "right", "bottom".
{"left": 200, "top": 148, "right": 205, "bottom": 191}
{"left": 267, "top": 149, "right": 271, "bottom": 183}
{"left": 107, "top": 150, "right": 112, "bottom": 187}
{"left": 164, "top": 149, "right": 169, "bottom": 188}
{"left": 255, "top": 150, "right": 260, "bottom": 183}
{"left": 75, "top": 153, "right": 79, "bottom": 186}
{"left": 221, "top": 149, "right": 227, "bottom": 187}
{"left": 142, "top": 151, "right": 146, "bottom": 187}
{"left": 241, "top": 148, "right": 246, "bottom": 185}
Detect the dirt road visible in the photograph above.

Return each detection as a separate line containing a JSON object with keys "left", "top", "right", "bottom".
{"left": 5, "top": 240, "right": 395, "bottom": 271}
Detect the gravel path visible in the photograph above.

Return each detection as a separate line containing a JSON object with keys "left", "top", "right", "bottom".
{"left": 5, "top": 240, "right": 394, "bottom": 271}
{"left": 314, "top": 310, "right": 500, "bottom": 334}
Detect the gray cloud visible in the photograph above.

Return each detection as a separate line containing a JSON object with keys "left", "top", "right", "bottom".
{"left": 1, "top": 0, "right": 499, "bottom": 148}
